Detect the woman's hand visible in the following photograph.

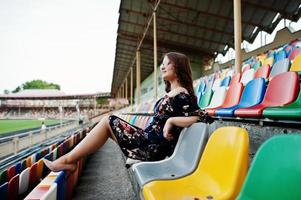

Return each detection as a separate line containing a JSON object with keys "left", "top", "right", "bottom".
{"left": 163, "top": 118, "right": 174, "bottom": 141}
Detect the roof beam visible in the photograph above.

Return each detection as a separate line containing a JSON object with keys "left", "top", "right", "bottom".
{"left": 119, "top": 19, "right": 231, "bottom": 46}
{"left": 119, "top": 30, "right": 215, "bottom": 56}
{"left": 157, "top": 1, "right": 270, "bottom": 32}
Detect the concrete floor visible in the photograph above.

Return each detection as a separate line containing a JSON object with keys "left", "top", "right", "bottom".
{"left": 73, "top": 140, "right": 137, "bottom": 200}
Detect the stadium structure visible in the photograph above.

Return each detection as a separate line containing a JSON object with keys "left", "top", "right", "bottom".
{"left": 1, "top": 0, "right": 301, "bottom": 199}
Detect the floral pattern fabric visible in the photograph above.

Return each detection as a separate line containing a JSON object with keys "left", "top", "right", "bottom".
{"left": 109, "top": 92, "right": 211, "bottom": 161}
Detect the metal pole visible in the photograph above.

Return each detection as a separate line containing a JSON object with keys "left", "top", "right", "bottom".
{"left": 130, "top": 67, "right": 133, "bottom": 107}
{"left": 153, "top": 11, "right": 158, "bottom": 100}
{"left": 125, "top": 78, "right": 128, "bottom": 100}
{"left": 234, "top": 0, "right": 242, "bottom": 73}
{"left": 136, "top": 51, "right": 141, "bottom": 104}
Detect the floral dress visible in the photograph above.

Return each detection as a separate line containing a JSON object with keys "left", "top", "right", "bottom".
{"left": 108, "top": 92, "right": 212, "bottom": 161}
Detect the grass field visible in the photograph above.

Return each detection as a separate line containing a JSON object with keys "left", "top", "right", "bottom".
{"left": 0, "top": 119, "right": 63, "bottom": 135}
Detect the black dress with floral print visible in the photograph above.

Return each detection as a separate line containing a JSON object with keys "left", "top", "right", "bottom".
{"left": 109, "top": 92, "right": 212, "bottom": 161}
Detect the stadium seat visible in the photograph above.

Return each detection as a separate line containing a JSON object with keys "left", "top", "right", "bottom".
{"left": 205, "top": 86, "right": 227, "bottom": 109}
{"left": 0, "top": 182, "right": 8, "bottom": 199}
{"left": 211, "top": 78, "right": 222, "bottom": 91}
{"left": 142, "top": 127, "right": 249, "bottom": 200}
{"left": 290, "top": 53, "right": 301, "bottom": 74}
{"left": 19, "top": 167, "right": 30, "bottom": 194}
{"left": 288, "top": 47, "right": 301, "bottom": 61}
{"left": 220, "top": 76, "right": 231, "bottom": 87}
{"left": 198, "top": 89, "right": 213, "bottom": 109}
{"left": 22, "top": 160, "right": 27, "bottom": 170}
{"left": 42, "top": 183, "right": 57, "bottom": 200}
{"left": 206, "top": 83, "right": 243, "bottom": 116}
{"left": 15, "top": 162, "right": 23, "bottom": 175}
{"left": 262, "top": 57, "right": 274, "bottom": 67}
{"left": 268, "top": 58, "right": 290, "bottom": 79}
{"left": 274, "top": 49, "right": 287, "bottom": 62}
{"left": 235, "top": 72, "right": 299, "bottom": 118}
{"left": 26, "top": 156, "right": 32, "bottom": 167}
{"left": 251, "top": 61, "right": 261, "bottom": 70}
{"left": 0, "top": 170, "right": 7, "bottom": 185}
{"left": 263, "top": 89, "right": 301, "bottom": 119}
{"left": 132, "top": 123, "right": 209, "bottom": 189}
{"left": 29, "top": 163, "right": 38, "bottom": 190}
{"left": 37, "top": 159, "right": 44, "bottom": 179}
{"left": 7, "top": 165, "right": 16, "bottom": 181}
{"left": 55, "top": 171, "right": 66, "bottom": 200}
{"left": 216, "top": 78, "right": 266, "bottom": 117}
{"left": 242, "top": 64, "right": 251, "bottom": 73}
{"left": 237, "top": 134, "right": 301, "bottom": 200}
{"left": 254, "top": 65, "right": 270, "bottom": 79}
{"left": 8, "top": 174, "right": 19, "bottom": 200}
{"left": 205, "top": 75, "right": 215, "bottom": 91}
{"left": 229, "top": 73, "right": 241, "bottom": 86}
{"left": 240, "top": 68, "right": 255, "bottom": 85}
{"left": 196, "top": 80, "right": 206, "bottom": 95}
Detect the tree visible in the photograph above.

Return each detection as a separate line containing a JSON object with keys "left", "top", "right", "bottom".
{"left": 4, "top": 89, "right": 10, "bottom": 94}
{"left": 12, "top": 80, "right": 61, "bottom": 93}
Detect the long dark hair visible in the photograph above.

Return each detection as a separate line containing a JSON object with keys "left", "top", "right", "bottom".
{"left": 163, "top": 52, "right": 197, "bottom": 100}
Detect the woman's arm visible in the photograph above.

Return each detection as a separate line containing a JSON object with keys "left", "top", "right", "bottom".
{"left": 163, "top": 116, "right": 198, "bottom": 140}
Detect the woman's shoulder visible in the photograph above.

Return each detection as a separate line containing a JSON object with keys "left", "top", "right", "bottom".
{"left": 167, "top": 87, "right": 189, "bottom": 98}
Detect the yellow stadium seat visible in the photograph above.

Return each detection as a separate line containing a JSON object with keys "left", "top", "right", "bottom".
{"left": 37, "top": 159, "right": 44, "bottom": 179}
{"left": 263, "top": 57, "right": 274, "bottom": 67}
{"left": 290, "top": 53, "right": 301, "bottom": 73}
{"left": 142, "top": 127, "right": 249, "bottom": 200}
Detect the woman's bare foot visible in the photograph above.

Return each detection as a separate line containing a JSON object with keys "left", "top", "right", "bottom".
{"left": 43, "top": 158, "right": 77, "bottom": 172}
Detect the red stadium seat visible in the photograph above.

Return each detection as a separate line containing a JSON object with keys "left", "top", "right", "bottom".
{"left": 206, "top": 83, "right": 244, "bottom": 116}
{"left": 254, "top": 65, "right": 271, "bottom": 79}
{"left": 235, "top": 72, "right": 299, "bottom": 118}
{"left": 229, "top": 73, "right": 241, "bottom": 86}
{"left": 8, "top": 174, "right": 19, "bottom": 200}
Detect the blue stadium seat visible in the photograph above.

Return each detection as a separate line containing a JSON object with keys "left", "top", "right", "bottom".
{"left": 220, "top": 76, "right": 231, "bottom": 87}
{"left": 269, "top": 58, "right": 290, "bottom": 80}
{"left": 54, "top": 171, "right": 66, "bottom": 200}
{"left": 215, "top": 78, "right": 266, "bottom": 117}
{"left": 0, "top": 182, "right": 8, "bottom": 200}
{"left": 274, "top": 49, "right": 287, "bottom": 63}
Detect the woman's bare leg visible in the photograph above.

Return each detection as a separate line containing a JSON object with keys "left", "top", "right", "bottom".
{"left": 44, "top": 115, "right": 116, "bottom": 172}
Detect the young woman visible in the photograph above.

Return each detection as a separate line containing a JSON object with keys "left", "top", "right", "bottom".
{"left": 44, "top": 52, "right": 213, "bottom": 172}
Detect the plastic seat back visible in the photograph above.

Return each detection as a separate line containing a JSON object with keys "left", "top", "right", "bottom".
{"left": 252, "top": 61, "right": 261, "bottom": 70}
{"left": 196, "top": 80, "right": 206, "bottom": 95}
{"left": 8, "top": 174, "right": 19, "bottom": 200}
{"left": 133, "top": 123, "right": 209, "bottom": 188}
{"left": 195, "top": 127, "right": 249, "bottom": 199}
{"left": 54, "top": 171, "right": 66, "bottom": 200}
{"left": 254, "top": 65, "right": 270, "bottom": 79}
{"left": 0, "top": 170, "right": 7, "bottom": 185}
{"left": 142, "top": 127, "right": 249, "bottom": 200}
{"left": 240, "top": 68, "right": 255, "bottom": 85}
{"left": 269, "top": 58, "right": 290, "bottom": 79}
{"left": 0, "top": 182, "right": 8, "bottom": 200}
{"left": 229, "top": 73, "right": 241, "bottom": 86}
{"left": 238, "top": 78, "right": 266, "bottom": 107}
{"left": 288, "top": 47, "right": 301, "bottom": 60}
{"left": 237, "top": 134, "right": 301, "bottom": 200}
{"left": 206, "top": 86, "right": 227, "bottom": 109}
{"left": 19, "top": 167, "right": 30, "bottom": 194}
{"left": 262, "top": 72, "right": 299, "bottom": 106}
{"left": 220, "top": 76, "right": 231, "bottom": 87}
{"left": 290, "top": 53, "right": 301, "bottom": 74}
{"left": 263, "top": 57, "right": 274, "bottom": 67}
{"left": 221, "top": 83, "right": 243, "bottom": 107}
{"left": 7, "top": 165, "right": 16, "bottom": 181}
{"left": 198, "top": 89, "right": 213, "bottom": 109}
{"left": 274, "top": 49, "right": 286, "bottom": 62}
{"left": 211, "top": 78, "right": 221, "bottom": 91}
{"left": 42, "top": 183, "right": 57, "bottom": 200}
{"left": 242, "top": 64, "right": 251, "bottom": 73}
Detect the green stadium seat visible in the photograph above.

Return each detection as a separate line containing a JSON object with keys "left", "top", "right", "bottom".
{"left": 0, "top": 170, "right": 8, "bottom": 185}
{"left": 198, "top": 89, "right": 213, "bottom": 109}
{"left": 237, "top": 134, "right": 301, "bottom": 200}
{"left": 263, "top": 89, "right": 301, "bottom": 119}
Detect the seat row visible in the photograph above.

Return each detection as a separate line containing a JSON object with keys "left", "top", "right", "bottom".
{"left": 0, "top": 128, "right": 88, "bottom": 200}
{"left": 130, "top": 123, "right": 301, "bottom": 200}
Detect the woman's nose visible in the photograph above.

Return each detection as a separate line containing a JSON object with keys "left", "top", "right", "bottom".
{"left": 160, "top": 64, "right": 164, "bottom": 71}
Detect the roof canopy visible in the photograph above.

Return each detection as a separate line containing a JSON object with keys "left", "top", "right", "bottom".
{"left": 111, "top": 0, "right": 301, "bottom": 96}
{"left": 0, "top": 89, "right": 111, "bottom": 100}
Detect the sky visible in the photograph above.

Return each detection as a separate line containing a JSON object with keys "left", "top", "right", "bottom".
{"left": 0, "top": 0, "right": 120, "bottom": 94}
